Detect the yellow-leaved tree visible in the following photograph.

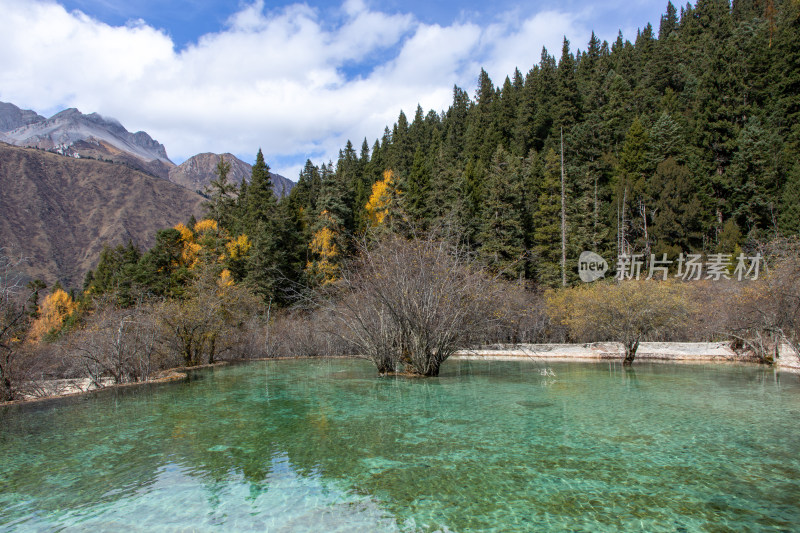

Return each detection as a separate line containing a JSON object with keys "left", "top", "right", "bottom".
{"left": 365, "top": 170, "right": 399, "bottom": 228}
{"left": 174, "top": 219, "right": 250, "bottom": 283}
{"left": 306, "top": 210, "right": 343, "bottom": 286}
{"left": 29, "top": 288, "right": 78, "bottom": 342}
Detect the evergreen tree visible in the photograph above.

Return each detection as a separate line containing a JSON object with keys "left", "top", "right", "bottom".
{"left": 659, "top": 1, "right": 679, "bottom": 40}
{"left": 728, "top": 117, "right": 781, "bottom": 232}
{"left": 245, "top": 149, "right": 277, "bottom": 233}
{"left": 404, "top": 146, "right": 432, "bottom": 226}
{"left": 531, "top": 149, "right": 563, "bottom": 287}
{"left": 614, "top": 117, "right": 652, "bottom": 254}
{"left": 649, "top": 157, "right": 706, "bottom": 257}
{"left": 137, "top": 229, "right": 190, "bottom": 299}
{"left": 779, "top": 163, "right": 800, "bottom": 236}
{"left": 556, "top": 38, "right": 581, "bottom": 128}
{"left": 203, "top": 156, "right": 237, "bottom": 229}
{"left": 465, "top": 68, "right": 501, "bottom": 164}
{"left": 478, "top": 146, "right": 526, "bottom": 279}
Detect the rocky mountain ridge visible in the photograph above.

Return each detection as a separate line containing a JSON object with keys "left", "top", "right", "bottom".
{"left": 0, "top": 103, "right": 173, "bottom": 178}
{"left": 169, "top": 152, "right": 294, "bottom": 197}
{"left": 0, "top": 101, "right": 45, "bottom": 131}
{"left": 0, "top": 101, "right": 294, "bottom": 193}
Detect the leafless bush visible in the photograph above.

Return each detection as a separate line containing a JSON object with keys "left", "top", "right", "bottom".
{"left": 0, "top": 250, "right": 38, "bottom": 401}
{"left": 724, "top": 238, "right": 800, "bottom": 362}
{"left": 66, "top": 300, "right": 162, "bottom": 385}
{"left": 329, "top": 234, "right": 499, "bottom": 376}
{"left": 255, "top": 308, "right": 354, "bottom": 358}
{"left": 156, "top": 266, "right": 262, "bottom": 366}
{"left": 482, "top": 284, "right": 551, "bottom": 344}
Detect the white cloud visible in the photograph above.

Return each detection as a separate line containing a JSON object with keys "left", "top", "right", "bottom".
{"left": 483, "top": 10, "right": 588, "bottom": 82}
{"left": 0, "top": 0, "right": 592, "bottom": 178}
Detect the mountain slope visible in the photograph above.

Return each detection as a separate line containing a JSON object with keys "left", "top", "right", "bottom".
{"left": 0, "top": 143, "right": 204, "bottom": 288}
{"left": 169, "top": 152, "right": 294, "bottom": 196}
{"left": 0, "top": 103, "right": 174, "bottom": 179}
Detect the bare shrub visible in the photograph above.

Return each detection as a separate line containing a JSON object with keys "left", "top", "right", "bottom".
{"left": 724, "top": 238, "right": 800, "bottom": 362}
{"left": 483, "top": 284, "right": 551, "bottom": 344}
{"left": 677, "top": 279, "right": 738, "bottom": 342}
{"left": 156, "top": 266, "right": 261, "bottom": 366}
{"left": 329, "top": 234, "right": 498, "bottom": 376}
{"left": 246, "top": 308, "right": 347, "bottom": 358}
{"left": 0, "top": 250, "right": 40, "bottom": 401}
{"left": 66, "top": 300, "right": 161, "bottom": 385}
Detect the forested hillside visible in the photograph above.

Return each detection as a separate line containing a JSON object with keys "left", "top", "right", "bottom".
{"left": 86, "top": 0, "right": 800, "bottom": 303}
{"left": 275, "top": 0, "right": 798, "bottom": 287}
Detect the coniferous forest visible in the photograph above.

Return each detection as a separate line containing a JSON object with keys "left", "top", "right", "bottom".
{"left": 91, "top": 0, "right": 800, "bottom": 299}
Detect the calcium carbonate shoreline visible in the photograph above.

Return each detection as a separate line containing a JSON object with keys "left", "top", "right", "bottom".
{"left": 454, "top": 341, "right": 800, "bottom": 373}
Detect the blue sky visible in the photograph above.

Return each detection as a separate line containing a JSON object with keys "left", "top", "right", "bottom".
{"left": 1, "top": 0, "right": 670, "bottom": 179}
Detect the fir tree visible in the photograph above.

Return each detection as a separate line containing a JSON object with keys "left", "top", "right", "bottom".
{"left": 203, "top": 156, "right": 237, "bottom": 229}
{"left": 779, "top": 163, "right": 800, "bottom": 236}
{"left": 531, "top": 149, "right": 563, "bottom": 287}
{"left": 245, "top": 149, "right": 277, "bottom": 233}
{"left": 404, "top": 146, "right": 432, "bottom": 226}
{"left": 478, "top": 146, "right": 526, "bottom": 279}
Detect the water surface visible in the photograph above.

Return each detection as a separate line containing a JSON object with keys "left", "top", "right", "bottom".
{"left": 2, "top": 359, "right": 799, "bottom": 531}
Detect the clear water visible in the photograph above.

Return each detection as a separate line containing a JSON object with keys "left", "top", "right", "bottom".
{"left": 2, "top": 359, "right": 800, "bottom": 532}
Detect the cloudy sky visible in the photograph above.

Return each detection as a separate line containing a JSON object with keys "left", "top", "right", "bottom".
{"left": 0, "top": 0, "right": 669, "bottom": 179}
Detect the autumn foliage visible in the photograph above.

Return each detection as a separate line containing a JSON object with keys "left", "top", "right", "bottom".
{"left": 174, "top": 218, "right": 251, "bottom": 283}
{"left": 29, "top": 288, "right": 78, "bottom": 342}
{"left": 365, "top": 170, "right": 398, "bottom": 228}
{"left": 306, "top": 210, "right": 343, "bottom": 286}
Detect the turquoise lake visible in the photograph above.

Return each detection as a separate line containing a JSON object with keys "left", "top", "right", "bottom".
{"left": 1, "top": 358, "right": 799, "bottom": 532}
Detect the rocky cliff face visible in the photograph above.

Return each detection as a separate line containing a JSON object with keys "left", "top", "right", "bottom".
{"left": 0, "top": 102, "right": 45, "bottom": 131}
{"left": 0, "top": 102, "right": 174, "bottom": 178}
{"left": 169, "top": 152, "right": 294, "bottom": 197}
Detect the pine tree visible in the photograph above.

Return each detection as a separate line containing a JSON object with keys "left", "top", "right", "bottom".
{"left": 478, "top": 146, "right": 526, "bottom": 279}
{"left": 728, "top": 117, "right": 780, "bottom": 232}
{"left": 245, "top": 149, "right": 277, "bottom": 233}
{"left": 137, "top": 229, "right": 190, "bottom": 299}
{"left": 556, "top": 38, "right": 581, "bottom": 129}
{"left": 203, "top": 156, "right": 237, "bottom": 229}
{"left": 647, "top": 112, "right": 684, "bottom": 166}
{"left": 659, "top": 2, "right": 679, "bottom": 40}
{"left": 779, "top": 163, "right": 800, "bottom": 236}
{"left": 465, "top": 68, "right": 501, "bottom": 164}
{"left": 404, "top": 146, "right": 431, "bottom": 226}
{"left": 616, "top": 117, "right": 651, "bottom": 201}
{"left": 531, "top": 149, "right": 563, "bottom": 287}
{"left": 649, "top": 157, "right": 706, "bottom": 256}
